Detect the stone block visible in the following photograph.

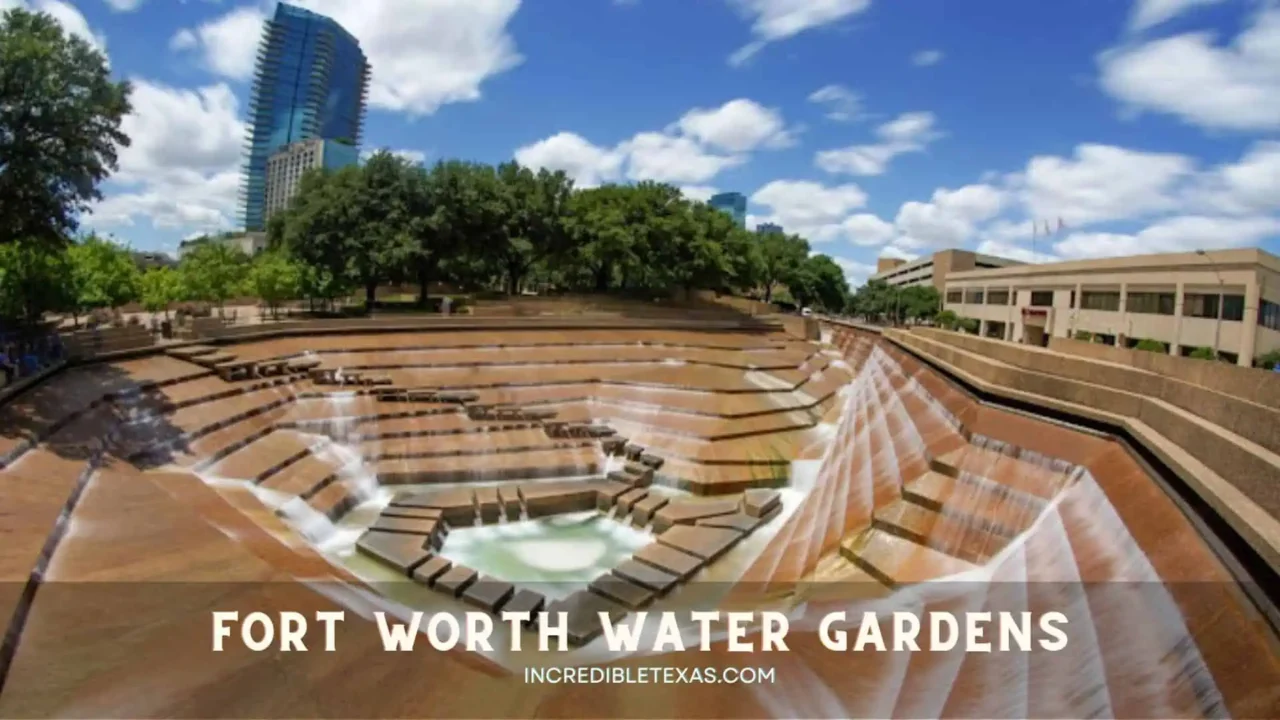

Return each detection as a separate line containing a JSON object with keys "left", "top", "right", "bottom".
{"left": 503, "top": 589, "right": 546, "bottom": 625}
{"left": 463, "top": 578, "right": 516, "bottom": 613}
{"left": 589, "top": 574, "right": 656, "bottom": 609}
{"left": 612, "top": 559, "right": 680, "bottom": 595}
{"left": 434, "top": 565, "right": 479, "bottom": 597}
{"left": 474, "top": 486, "right": 503, "bottom": 523}
{"left": 651, "top": 499, "right": 738, "bottom": 533}
{"left": 657, "top": 525, "right": 742, "bottom": 562}
{"left": 410, "top": 554, "right": 453, "bottom": 586}
{"left": 356, "top": 531, "right": 430, "bottom": 575}
{"left": 633, "top": 543, "right": 704, "bottom": 581}
{"left": 370, "top": 515, "right": 439, "bottom": 537}
{"left": 594, "top": 480, "right": 632, "bottom": 510}
{"left": 740, "top": 489, "right": 781, "bottom": 518}
{"left": 616, "top": 488, "right": 648, "bottom": 514}
{"left": 630, "top": 493, "right": 669, "bottom": 527}
{"left": 544, "top": 591, "right": 628, "bottom": 646}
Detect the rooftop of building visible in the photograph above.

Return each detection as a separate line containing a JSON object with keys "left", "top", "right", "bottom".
{"left": 870, "top": 248, "right": 1023, "bottom": 278}
{"left": 946, "top": 247, "right": 1280, "bottom": 282}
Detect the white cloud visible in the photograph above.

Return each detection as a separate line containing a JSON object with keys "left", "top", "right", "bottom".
{"left": 1194, "top": 141, "right": 1280, "bottom": 215}
{"left": 362, "top": 147, "right": 428, "bottom": 165}
{"left": 878, "top": 245, "right": 917, "bottom": 262}
{"left": 1099, "top": 8, "right": 1280, "bottom": 131}
{"left": 841, "top": 214, "right": 896, "bottom": 246}
{"left": 749, "top": 180, "right": 869, "bottom": 242}
{"left": 681, "top": 185, "right": 719, "bottom": 202}
{"left": 171, "top": 0, "right": 523, "bottom": 116}
{"left": 911, "top": 49, "right": 943, "bottom": 66}
{"left": 103, "top": 0, "right": 144, "bottom": 11}
{"left": 1128, "top": 0, "right": 1225, "bottom": 32}
{"left": 675, "top": 99, "right": 795, "bottom": 153}
{"left": 88, "top": 80, "right": 246, "bottom": 235}
{"left": 974, "top": 239, "right": 1058, "bottom": 264}
{"left": 894, "top": 184, "right": 1006, "bottom": 248}
{"left": 1053, "top": 216, "right": 1280, "bottom": 259}
{"left": 515, "top": 98, "right": 789, "bottom": 187}
{"left": 621, "top": 132, "right": 744, "bottom": 184}
{"left": 514, "top": 132, "right": 624, "bottom": 188}
{"left": 832, "top": 256, "right": 877, "bottom": 286}
{"left": 170, "top": 4, "right": 267, "bottom": 81}
{"left": 815, "top": 111, "right": 942, "bottom": 176}
{"left": 727, "top": 0, "right": 872, "bottom": 66}
{"left": 1014, "top": 143, "right": 1194, "bottom": 226}
{"left": 1, "top": 0, "right": 106, "bottom": 52}
{"left": 808, "top": 84, "right": 863, "bottom": 122}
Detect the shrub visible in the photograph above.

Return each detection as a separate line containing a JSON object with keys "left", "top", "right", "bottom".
{"left": 1187, "top": 346, "right": 1217, "bottom": 361}
{"left": 958, "top": 317, "right": 979, "bottom": 334}
{"left": 1073, "top": 330, "right": 1093, "bottom": 342}
{"left": 1256, "top": 349, "right": 1280, "bottom": 370}
{"left": 1134, "top": 338, "right": 1167, "bottom": 353}
{"left": 935, "top": 309, "right": 958, "bottom": 330}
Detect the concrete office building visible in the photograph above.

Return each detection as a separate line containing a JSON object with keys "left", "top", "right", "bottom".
{"left": 239, "top": 3, "right": 369, "bottom": 231}
{"left": 263, "top": 138, "right": 359, "bottom": 222}
{"left": 941, "top": 248, "right": 1280, "bottom": 367}
{"left": 871, "top": 249, "right": 1021, "bottom": 290}
{"left": 709, "top": 192, "right": 747, "bottom": 228}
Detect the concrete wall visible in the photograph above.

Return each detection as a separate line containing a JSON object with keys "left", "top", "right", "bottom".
{"left": 1048, "top": 336, "right": 1280, "bottom": 408}
{"left": 62, "top": 325, "right": 155, "bottom": 360}
{"left": 892, "top": 328, "right": 1280, "bottom": 524}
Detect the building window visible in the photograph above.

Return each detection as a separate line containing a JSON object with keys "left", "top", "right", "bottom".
{"left": 1222, "top": 294, "right": 1245, "bottom": 322}
{"left": 1126, "top": 292, "right": 1175, "bottom": 315}
{"left": 1260, "top": 300, "right": 1280, "bottom": 331}
{"left": 1030, "top": 291, "right": 1054, "bottom": 307}
{"left": 1183, "top": 293, "right": 1219, "bottom": 319}
{"left": 1080, "top": 291, "right": 1121, "bottom": 312}
{"left": 987, "top": 290, "right": 1010, "bottom": 306}
{"left": 964, "top": 289, "right": 985, "bottom": 304}
{"left": 946, "top": 290, "right": 962, "bottom": 304}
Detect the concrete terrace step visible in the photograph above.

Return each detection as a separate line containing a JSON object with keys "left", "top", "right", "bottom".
{"left": 931, "top": 444, "right": 1075, "bottom": 501}
{"left": 840, "top": 528, "right": 979, "bottom": 587}
{"left": 205, "top": 429, "right": 316, "bottom": 483}
{"left": 374, "top": 447, "right": 601, "bottom": 485}
{"left": 904, "top": 470, "right": 1045, "bottom": 538}
{"left": 872, "top": 497, "right": 1009, "bottom": 564}
{"left": 359, "top": 429, "right": 597, "bottom": 461}
{"left": 258, "top": 450, "right": 344, "bottom": 498}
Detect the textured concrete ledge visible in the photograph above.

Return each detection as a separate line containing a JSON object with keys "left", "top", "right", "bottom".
{"left": 882, "top": 328, "right": 1280, "bottom": 576}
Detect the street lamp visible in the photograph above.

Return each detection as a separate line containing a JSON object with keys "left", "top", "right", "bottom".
{"left": 1195, "top": 249, "right": 1224, "bottom": 359}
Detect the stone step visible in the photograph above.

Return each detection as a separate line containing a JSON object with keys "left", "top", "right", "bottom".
{"left": 840, "top": 528, "right": 978, "bottom": 588}
{"left": 904, "top": 471, "right": 1043, "bottom": 538}
{"left": 872, "top": 498, "right": 1007, "bottom": 564}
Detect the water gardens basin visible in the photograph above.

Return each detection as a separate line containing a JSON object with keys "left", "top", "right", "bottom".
{"left": 0, "top": 309, "right": 1276, "bottom": 718}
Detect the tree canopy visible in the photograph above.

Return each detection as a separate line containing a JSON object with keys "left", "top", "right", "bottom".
{"left": 0, "top": 8, "right": 132, "bottom": 248}
{"left": 269, "top": 152, "right": 849, "bottom": 311}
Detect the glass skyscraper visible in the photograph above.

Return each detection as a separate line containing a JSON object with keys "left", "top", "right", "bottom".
{"left": 709, "top": 191, "right": 747, "bottom": 228}
{"left": 239, "top": 3, "right": 370, "bottom": 231}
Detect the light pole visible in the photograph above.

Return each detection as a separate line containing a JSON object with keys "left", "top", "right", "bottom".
{"left": 1195, "top": 249, "right": 1224, "bottom": 359}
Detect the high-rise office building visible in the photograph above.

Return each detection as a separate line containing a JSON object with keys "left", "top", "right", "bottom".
{"left": 756, "top": 222, "right": 783, "bottom": 235}
{"left": 709, "top": 192, "right": 747, "bottom": 228}
{"left": 263, "top": 138, "right": 360, "bottom": 223}
{"left": 239, "top": 3, "right": 370, "bottom": 231}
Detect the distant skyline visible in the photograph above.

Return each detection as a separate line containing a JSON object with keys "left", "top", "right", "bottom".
{"left": 19, "top": 0, "right": 1274, "bottom": 287}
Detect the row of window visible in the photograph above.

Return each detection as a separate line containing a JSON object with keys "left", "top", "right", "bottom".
{"left": 949, "top": 289, "right": 1252, "bottom": 322}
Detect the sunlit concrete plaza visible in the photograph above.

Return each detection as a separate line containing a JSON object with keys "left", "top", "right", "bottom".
{"left": 0, "top": 303, "right": 1277, "bottom": 718}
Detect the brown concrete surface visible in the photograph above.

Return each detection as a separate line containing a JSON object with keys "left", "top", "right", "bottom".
{"left": 0, "top": 317, "right": 1277, "bottom": 718}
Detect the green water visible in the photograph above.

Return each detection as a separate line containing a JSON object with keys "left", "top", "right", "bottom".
{"left": 437, "top": 510, "right": 652, "bottom": 599}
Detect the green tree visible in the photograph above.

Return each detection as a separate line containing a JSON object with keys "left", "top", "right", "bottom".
{"left": 1134, "top": 338, "right": 1167, "bottom": 353}
{"left": 179, "top": 241, "right": 249, "bottom": 315}
{"left": 1256, "top": 349, "right": 1280, "bottom": 370}
{"left": 66, "top": 234, "right": 141, "bottom": 324}
{"left": 758, "top": 232, "right": 809, "bottom": 303}
{"left": 139, "top": 266, "right": 183, "bottom": 320}
{"left": 787, "top": 254, "right": 848, "bottom": 312}
{"left": 0, "top": 9, "right": 131, "bottom": 247}
{"left": 0, "top": 241, "right": 74, "bottom": 326}
{"left": 249, "top": 250, "right": 301, "bottom": 319}
{"left": 935, "top": 309, "right": 959, "bottom": 330}
{"left": 900, "top": 285, "right": 941, "bottom": 322}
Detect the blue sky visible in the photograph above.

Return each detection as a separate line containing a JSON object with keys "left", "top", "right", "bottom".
{"left": 9, "top": 0, "right": 1279, "bottom": 285}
